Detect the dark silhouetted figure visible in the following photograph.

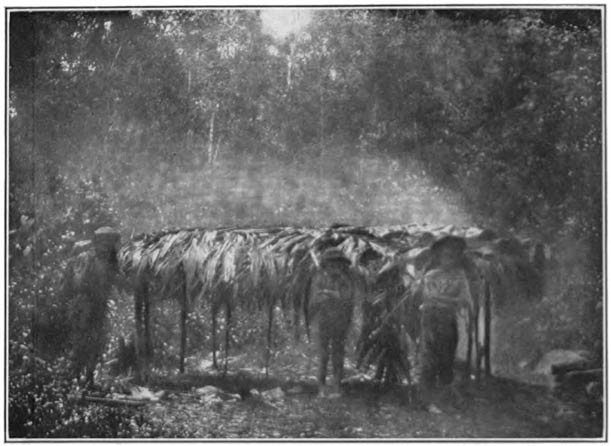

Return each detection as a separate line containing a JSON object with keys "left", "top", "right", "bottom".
{"left": 63, "top": 227, "right": 122, "bottom": 386}
{"left": 308, "top": 254, "right": 356, "bottom": 395}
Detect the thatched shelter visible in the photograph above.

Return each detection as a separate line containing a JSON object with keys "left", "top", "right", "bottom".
{"left": 111, "top": 223, "right": 544, "bottom": 383}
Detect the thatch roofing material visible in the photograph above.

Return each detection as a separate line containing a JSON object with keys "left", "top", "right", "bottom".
{"left": 117, "top": 224, "right": 534, "bottom": 311}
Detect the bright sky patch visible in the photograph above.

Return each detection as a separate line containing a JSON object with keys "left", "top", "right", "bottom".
{"left": 261, "top": 9, "right": 312, "bottom": 40}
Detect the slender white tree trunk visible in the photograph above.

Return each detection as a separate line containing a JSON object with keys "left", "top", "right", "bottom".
{"left": 208, "top": 104, "right": 219, "bottom": 164}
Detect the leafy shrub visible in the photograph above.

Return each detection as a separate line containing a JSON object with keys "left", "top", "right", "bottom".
{"left": 10, "top": 174, "right": 119, "bottom": 358}
{"left": 533, "top": 270, "right": 602, "bottom": 358}
{"left": 8, "top": 339, "right": 198, "bottom": 439}
{"left": 9, "top": 342, "right": 130, "bottom": 438}
{"left": 493, "top": 264, "right": 602, "bottom": 379}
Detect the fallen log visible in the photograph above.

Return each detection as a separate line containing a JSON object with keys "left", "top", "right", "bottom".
{"left": 553, "top": 368, "right": 603, "bottom": 401}
{"left": 556, "top": 368, "right": 603, "bottom": 383}
{"left": 551, "top": 360, "right": 595, "bottom": 376}
{"left": 82, "top": 395, "right": 148, "bottom": 407}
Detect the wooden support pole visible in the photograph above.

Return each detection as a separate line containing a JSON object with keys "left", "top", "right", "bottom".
{"left": 304, "top": 291, "right": 311, "bottom": 343}
{"left": 265, "top": 299, "right": 275, "bottom": 377}
{"left": 179, "top": 268, "right": 188, "bottom": 374}
{"left": 293, "top": 294, "right": 301, "bottom": 343}
{"left": 466, "top": 313, "right": 473, "bottom": 380}
{"left": 484, "top": 281, "right": 492, "bottom": 377}
{"left": 223, "top": 303, "right": 231, "bottom": 376}
{"left": 474, "top": 303, "right": 481, "bottom": 381}
{"left": 134, "top": 277, "right": 149, "bottom": 383}
{"left": 134, "top": 291, "right": 142, "bottom": 382}
{"left": 212, "top": 303, "right": 218, "bottom": 369}
{"left": 143, "top": 283, "right": 152, "bottom": 363}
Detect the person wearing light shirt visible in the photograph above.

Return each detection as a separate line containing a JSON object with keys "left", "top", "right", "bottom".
{"left": 418, "top": 236, "right": 473, "bottom": 413}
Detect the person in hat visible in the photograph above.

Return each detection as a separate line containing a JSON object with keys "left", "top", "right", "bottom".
{"left": 418, "top": 235, "right": 473, "bottom": 413}
{"left": 308, "top": 250, "right": 355, "bottom": 395}
{"left": 64, "top": 227, "right": 123, "bottom": 386}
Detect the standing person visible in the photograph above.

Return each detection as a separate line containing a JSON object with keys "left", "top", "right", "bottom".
{"left": 418, "top": 236, "right": 473, "bottom": 413}
{"left": 308, "top": 251, "right": 356, "bottom": 396}
{"left": 63, "top": 227, "right": 122, "bottom": 386}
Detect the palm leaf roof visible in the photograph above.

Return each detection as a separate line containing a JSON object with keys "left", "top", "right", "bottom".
{"left": 117, "top": 223, "right": 528, "bottom": 307}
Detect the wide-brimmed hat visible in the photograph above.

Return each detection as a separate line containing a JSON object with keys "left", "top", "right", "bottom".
{"left": 318, "top": 247, "right": 351, "bottom": 267}
{"left": 430, "top": 235, "right": 467, "bottom": 258}
{"left": 93, "top": 227, "right": 121, "bottom": 250}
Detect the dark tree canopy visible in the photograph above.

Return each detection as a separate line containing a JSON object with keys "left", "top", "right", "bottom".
{"left": 9, "top": 8, "right": 602, "bottom": 247}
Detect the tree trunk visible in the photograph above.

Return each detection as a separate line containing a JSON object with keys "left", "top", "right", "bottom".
{"left": 208, "top": 104, "right": 218, "bottom": 165}
{"left": 283, "top": 39, "right": 295, "bottom": 154}
{"left": 213, "top": 137, "right": 222, "bottom": 163}
{"left": 318, "top": 61, "right": 325, "bottom": 171}
{"left": 319, "top": 78, "right": 324, "bottom": 159}
{"left": 287, "top": 40, "right": 295, "bottom": 88}
{"left": 186, "top": 129, "right": 194, "bottom": 153}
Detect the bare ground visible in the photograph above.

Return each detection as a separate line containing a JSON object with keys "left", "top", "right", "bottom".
{"left": 127, "top": 345, "right": 603, "bottom": 439}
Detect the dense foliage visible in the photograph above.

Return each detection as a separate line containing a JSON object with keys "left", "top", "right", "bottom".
{"left": 10, "top": 9, "right": 602, "bottom": 238}
{"left": 8, "top": 8, "right": 602, "bottom": 438}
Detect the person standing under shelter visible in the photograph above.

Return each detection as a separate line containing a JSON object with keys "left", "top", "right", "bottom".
{"left": 418, "top": 235, "right": 474, "bottom": 413}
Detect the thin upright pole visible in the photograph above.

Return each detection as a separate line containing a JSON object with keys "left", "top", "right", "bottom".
{"left": 179, "top": 267, "right": 188, "bottom": 374}
{"left": 484, "top": 281, "right": 492, "bottom": 376}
